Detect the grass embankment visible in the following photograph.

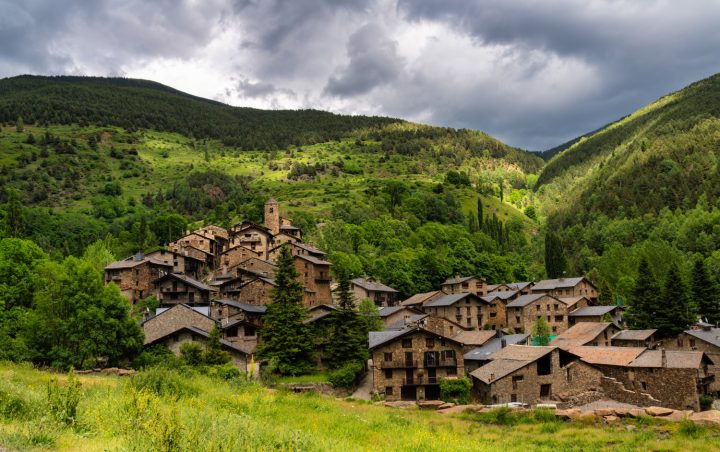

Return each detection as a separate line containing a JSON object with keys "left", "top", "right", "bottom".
{"left": 2, "top": 362, "right": 718, "bottom": 451}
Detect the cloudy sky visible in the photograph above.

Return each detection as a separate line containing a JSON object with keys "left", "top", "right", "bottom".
{"left": 1, "top": 0, "right": 719, "bottom": 150}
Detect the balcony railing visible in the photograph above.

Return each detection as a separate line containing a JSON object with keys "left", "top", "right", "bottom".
{"left": 423, "top": 358, "right": 457, "bottom": 368}
{"left": 402, "top": 376, "right": 439, "bottom": 386}
{"left": 315, "top": 275, "right": 332, "bottom": 282}
{"left": 380, "top": 359, "right": 418, "bottom": 369}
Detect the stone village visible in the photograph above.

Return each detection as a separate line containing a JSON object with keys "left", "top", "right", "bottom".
{"left": 104, "top": 200, "right": 720, "bottom": 413}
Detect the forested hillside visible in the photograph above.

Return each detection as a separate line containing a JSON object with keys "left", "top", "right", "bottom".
{"left": 536, "top": 72, "right": 720, "bottom": 301}
{"left": 0, "top": 76, "right": 545, "bottom": 296}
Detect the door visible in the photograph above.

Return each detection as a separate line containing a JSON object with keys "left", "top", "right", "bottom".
{"left": 427, "top": 368, "right": 437, "bottom": 385}
{"left": 404, "top": 352, "right": 413, "bottom": 367}
{"left": 425, "top": 384, "right": 440, "bottom": 400}
{"left": 424, "top": 351, "right": 439, "bottom": 367}
{"left": 401, "top": 386, "right": 417, "bottom": 401}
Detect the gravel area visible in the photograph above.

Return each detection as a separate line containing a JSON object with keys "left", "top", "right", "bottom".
{"left": 575, "top": 400, "right": 641, "bottom": 412}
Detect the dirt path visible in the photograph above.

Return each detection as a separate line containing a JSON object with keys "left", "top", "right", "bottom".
{"left": 352, "top": 360, "right": 373, "bottom": 400}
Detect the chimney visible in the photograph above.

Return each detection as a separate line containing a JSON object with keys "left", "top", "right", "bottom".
{"left": 661, "top": 349, "right": 667, "bottom": 368}
{"left": 134, "top": 251, "right": 145, "bottom": 261}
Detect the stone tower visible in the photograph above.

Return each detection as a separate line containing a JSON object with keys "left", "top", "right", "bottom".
{"left": 264, "top": 198, "right": 280, "bottom": 235}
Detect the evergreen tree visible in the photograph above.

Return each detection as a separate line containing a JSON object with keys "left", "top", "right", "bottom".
{"left": 325, "top": 270, "right": 369, "bottom": 369}
{"left": 544, "top": 231, "right": 566, "bottom": 278}
{"left": 655, "top": 264, "right": 696, "bottom": 336}
{"left": 477, "top": 198, "right": 484, "bottom": 230}
{"left": 691, "top": 259, "right": 720, "bottom": 325}
{"left": 2, "top": 188, "right": 25, "bottom": 238}
{"left": 15, "top": 116, "right": 23, "bottom": 133}
{"left": 257, "top": 245, "right": 315, "bottom": 375}
{"left": 204, "top": 324, "right": 231, "bottom": 365}
{"left": 532, "top": 317, "right": 551, "bottom": 346}
{"left": 596, "top": 278, "right": 613, "bottom": 306}
{"left": 625, "top": 258, "right": 657, "bottom": 329}
{"left": 358, "top": 298, "right": 383, "bottom": 332}
{"left": 468, "top": 213, "right": 479, "bottom": 233}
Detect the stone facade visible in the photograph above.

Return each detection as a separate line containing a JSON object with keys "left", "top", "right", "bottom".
{"left": 370, "top": 329, "right": 465, "bottom": 402}
{"left": 235, "top": 277, "right": 276, "bottom": 305}
{"left": 484, "top": 297, "right": 507, "bottom": 330}
{"left": 264, "top": 198, "right": 280, "bottom": 235}
{"left": 155, "top": 274, "right": 212, "bottom": 306}
{"left": 231, "top": 257, "right": 277, "bottom": 278}
{"left": 146, "top": 249, "right": 207, "bottom": 280}
{"left": 532, "top": 277, "right": 598, "bottom": 302}
{"left": 664, "top": 331, "right": 720, "bottom": 392}
{"left": 441, "top": 276, "right": 489, "bottom": 297}
{"left": 229, "top": 224, "right": 274, "bottom": 259}
{"left": 294, "top": 255, "right": 332, "bottom": 307}
{"left": 351, "top": 277, "right": 399, "bottom": 307}
{"left": 421, "top": 293, "right": 487, "bottom": 330}
{"left": 507, "top": 294, "right": 572, "bottom": 335}
{"left": 155, "top": 328, "right": 248, "bottom": 371}
{"left": 219, "top": 245, "right": 263, "bottom": 273}
{"left": 104, "top": 257, "right": 172, "bottom": 304}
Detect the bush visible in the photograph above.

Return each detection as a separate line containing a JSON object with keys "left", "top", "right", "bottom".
{"left": 328, "top": 361, "right": 363, "bottom": 388}
{"left": 180, "top": 342, "right": 204, "bottom": 366}
{"left": 0, "top": 381, "right": 41, "bottom": 421}
{"left": 439, "top": 377, "right": 472, "bottom": 405}
{"left": 207, "top": 363, "right": 245, "bottom": 381}
{"left": 47, "top": 368, "right": 81, "bottom": 426}
{"left": 700, "top": 395, "right": 713, "bottom": 411}
{"left": 678, "top": 418, "right": 705, "bottom": 438}
{"left": 134, "top": 344, "right": 179, "bottom": 370}
{"left": 129, "top": 368, "right": 198, "bottom": 399}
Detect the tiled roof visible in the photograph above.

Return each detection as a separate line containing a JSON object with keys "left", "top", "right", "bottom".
{"left": 452, "top": 330, "right": 496, "bottom": 346}
{"left": 424, "top": 292, "right": 478, "bottom": 307}
{"left": 442, "top": 275, "right": 480, "bottom": 285}
{"left": 470, "top": 345, "right": 555, "bottom": 384}
{"left": 532, "top": 277, "right": 586, "bottom": 291}
{"left": 551, "top": 322, "right": 613, "bottom": 347}
{"left": 212, "top": 299, "right": 267, "bottom": 313}
{"left": 105, "top": 256, "right": 173, "bottom": 270}
{"left": 158, "top": 273, "right": 214, "bottom": 292}
{"left": 295, "top": 254, "right": 331, "bottom": 266}
{"left": 685, "top": 328, "right": 720, "bottom": 348}
{"left": 401, "top": 291, "right": 441, "bottom": 306}
{"left": 569, "top": 306, "right": 617, "bottom": 317}
{"left": 629, "top": 349, "right": 705, "bottom": 369}
{"left": 483, "top": 290, "right": 517, "bottom": 301}
{"left": 569, "top": 346, "right": 645, "bottom": 366}
{"left": 612, "top": 329, "right": 657, "bottom": 341}
{"left": 506, "top": 293, "right": 545, "bottom": 308}
{"left": 558, "top": 296, "right": 589, "bottom": 308}
{"left": 463, "top": 334, "right": 531, "bottom": 361}
{"left": 352, "top": 277, "right": 398, "bottom": 293}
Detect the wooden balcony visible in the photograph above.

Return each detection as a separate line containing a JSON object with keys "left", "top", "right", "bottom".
{"left": 380, "top": 359, "right": 418, "bottom": 369}
{"left": 402, "top": 376, "right": 439, "bottom": 386}
{"left": 423, "top": 358, "right": 457, "bottom": 368}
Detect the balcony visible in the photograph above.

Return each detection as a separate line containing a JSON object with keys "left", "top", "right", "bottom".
{"left": 380, "top": 359, "right": 418, "bottom": 369}
{"left": 402, "top": 376, "right": 439, "bottom": 386}
{"left": 315, "top": 275, "right": 332, "bottom": 282}
{"left": 423, "top": 358, "right": 457, "bottom": 368}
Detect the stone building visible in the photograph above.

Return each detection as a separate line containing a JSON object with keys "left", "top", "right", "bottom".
{"left": 481, "top": 291, "right": 518, "bottom": 330}
{"left": 611, "top": 329, "right": 659, "bottom": 348}
{"left": 170, "top": 231, "right": 220, "bottom": 257}
{"left": 104, "top": 253, "right": 172, "bottom": 304}
{"left": 568, "top": 305, "right": 623, "bottom": 327}
{"left": 212, "top": 300, "right": 266, "bottom": 352}
{"left": 267, "top": 241, "right": 327, "bottom": 262}
{"left": 441, "top": 275, "right": 489, "bottom": 297}
{"left": 231, "top": 257, "right": 277, "bottom": 278}
{"left": 421, "top": 292, "right": 488, "bottom": 330}
{"left": 532, "top": 277, "right": 598, "bottom": 302}
{"left": 401, "top": 290, "right": 442, "bottom": 308}
{"left": 351, "top": 277, "right": 399, "bottom": 307}
{"left": 219, "top": 245, "right": 263, "bottom": 273}
{"left": 155, "top": 273, "right": 214, "bottom": 306}
{"left": 145, "top": 249, "right": 208, "bottom": 281}
{"left": 377, "top": 306, "right": 424, "bottom": 330}
{"left": 664, "top": 326, "right": 720, "bottom": 392}
{"left": 470, "top": 345, "right": 602, "bottom": 405}
{"left": 451, "top": 330, "right": 497, "bottom": 353}
{"left": 550, "top": 322, "right": 621, "bottom": 349}
{"left": 147, "top": 325, "right": 249, "bottom": 370}
{"left": 294, "top": 254, "right": 332, "bottom": 307}
{"left": 227, "top": 276, "right": 277, "bottom": 305}
{"left": 263, "top": 198, "right": 281, "bottom": 235}
{"left": 369, "top": 326, "right": 465, "bottom": 401}
{"left": 506, "top": 293, "right": 573, "bottom": 334}
{"left": 143, "top": 304, "right": 215, "bottom": 344}
{"left": 463, "top": 333, "right": 530, "bottom": 373}
{"left": 228, "top": 223, "right": 274, "bottom": 259}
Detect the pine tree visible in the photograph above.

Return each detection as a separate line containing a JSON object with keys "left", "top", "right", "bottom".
{"left": 203, "top": 324, "right": 231, "bottom": 365}
{"left": 325, "top": 270, "right": 369, "bottom": 369}
{"left": 477, "top": 198, "right": 483, "bottom": 230}
{"left": 2, "top": 188, "right": 25, "bottom": 238}
{"left": 468, "top": 213, "right": 479, "bottom": 233}
{"left": 544, "top": 231, "right": 566, "bottom": 278}
{"left": 692, "top": 259, "right": 720, "bottom": 325}
{"left": 15, "top": 116, "right": 23, "bottom": 133}
{"left": 596, "top": 278, "right": 613, "bottom": 306}
{"left": 655, "top": 264, "right": 696, "bottom": 336}
{"left": 257, "top": 245, "right": 315, "bottom": 375}
{"left": 625, "top": 258, "right": 657, "bottom": 329}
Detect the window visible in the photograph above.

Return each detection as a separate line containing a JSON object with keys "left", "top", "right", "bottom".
{"left": 536, "top": 305, "right": 540, "bottom": 311}
{"left": 537, "top": 354, "right": 552, "bottom": 375}
{"left": 385, "top": 386, "right": 394, "bottom": 396}
{"left": 384, "top": 369, "right": 393, "bottom": 379}
{"left": 455, "top": 307, "right": 461, "bottom": 315}
{"left": 555, "top": 315, "right": 564, "bottom": 322}
{"left": 554, "top": 304, "right": 559, "bottom": 311}
{"left": 540, "top": 384, "right": 552, "bottom": 398}
{"left": 462, "top": 282, "right": 469, "bottom": 289}
{"left": 515, "top": 316, "right": 521, "bottom": 323}
{"left": 402, "top": 339, "right": 412, "bottom": 348}
{"left": 466, "top": 306, "right": 471, "bottom": 315}
{"left": 447, "top": 367, "right": 457, "bottom": 376}
{"left": 490, "top": 312, "right": 497, "bottom": 318}
{"left": 426, "top": 338, "right": 435, "bottom": 348}
{"left": 640, "top": 381, "right": 647, "bottom": 390}
{"left": 443, "top": 350, "right": 456, "bottom": 360}
{"left": 226, "top": 326, "right": 239, "bottom": 337}
{"left": 512, "top": 375, "right": 523, "bottom": 390}
{"left": 511, "top": 394, "right": 517, "bottom": 403}
{"left": 244, "top": 326, "right": 256, "bottom": 337}
{"left": 552, "top": 326, "right": 557, "bottom": 332}
{"left": 566, "top": 368, "right": 572, "bottom": 382}
{"left": 467, "top": 317, "right": 471, "bottom": 326}
{"left": 384, "top": 352, "right": 393, "bottom": 362}
{"left": 690, "top": 339, "right": 696, "bottom": 348}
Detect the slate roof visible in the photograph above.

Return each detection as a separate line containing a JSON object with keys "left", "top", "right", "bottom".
{"left": 470, "top": 345, "right": 556, "bottom": 384}
{"left": 352, "top": 277, "right": 398, "bottom": 293}
{"left": 569, "top": 306, "right": 618, "bottom": 317}
{"left": 401, "top": 291, "right": 441, "bottom": 306}
{"left": 629, "top": 350, "right": 706, "bottom": 369}
{"left": 424, "top": 292, "right": 479, "bottom": 307}
{"left": 377, "top": 306, "right": 407, "bottom": 317}
{"left": 532, "top": 277, "right": 586, "bottom": 291}
{"left": 157, "top": 272, "right": 214, "bottom": 292}
{"left": 483, "top": 290, "right": 517, "bottom": 301}
{"left": 105, "top": 256, "right": 173, "bottom": 270}
{"left": 684, "top": 328, "right": 720, "bottom": 348}
{"left": 155, "top": 305, "right": 210, "bottom": 317}
{"left": 368, "top": 326, "right": 460, "bottom": 349}
{"left": 569, "top": 346, "right": 646, "bottom": 367}
{"left": 294, "top": 242, "right": 326, "bottom": 255}
{"left": 148, "top": 325, "right": 252, "bottom": 355}
{"left": 385, "top": 313, "right": 429, "bottom": 331}
{"left": 612, "top": 329, "right": 657, "bottom": 342}
{"left": 212, "top": 299, "right": 267, "bottom": 313}
{"left": 551, "top": 322, "right": 613, "bottom": 347}
{"left": 506, "top": 293, "right": 546, "bottom": 308}
{"left": 452, "top": 330, "right": 496, "bottom": 347}
{"left": 295, "top": 254, "right": 331, "bottom": 266}
{"left": 558, "top": 296, "right": 589, "bottom": 308}
{"left": 506, "top": 282, "right": 533, "bottom": 291}
{"left": 463, "top": 334, "right": 531, "bottom": 361}
{"left": 442, "top": 275, "right": 479, "bottom": 285}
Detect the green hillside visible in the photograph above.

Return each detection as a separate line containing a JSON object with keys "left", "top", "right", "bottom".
{"left": 535, "top": 72, "right": 720, "bottom": 299}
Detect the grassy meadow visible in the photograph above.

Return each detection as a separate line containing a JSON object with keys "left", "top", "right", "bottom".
{"left": 1, "top": 362, "right": 719, "bottom": 451}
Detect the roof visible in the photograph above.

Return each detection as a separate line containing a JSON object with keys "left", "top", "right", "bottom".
{"left": 629, "top": 349, "right": 706, "bottom": 369}
{"left": 280, "top": 224, "right": 300, "bottom": 230}
{"left": 385, "top": 313, "right": 429, "bottom": 331}
{"left": 294, "top": 253, "right": 331, "bottom": 266}
{"left": 377, "top": 306, "right": 412, "bottom": 317}
{"left": 147, "top": 325, "right": 252, "bottom": 355}
{"left": 532, "top": 277, "right": 586, "bottom": 291}
{"left": 483, "top": 290, "right": 517, "bottom": 301}
{"left": 569, "top": 306, "right": 618, "bottom": 317}
{"left": 684, "top": 328, "right": 720, "bottom": 348}
{"left": 401, "top": 291, "right": 441, "bottom": 306}
{"left": 558, "top": 296, "right": 589, "bottom": 308}
{"left": 452, "top": 330, "right": 496, "bottom": 346}
{"left": 506, "top": 282, "right": 532, "bottom": 291}
{"left": 157, "top": 272, "right": 214, "bottom": 292}
{"left": 551, "top": 322, "right": 614, "bottom": 347}
{"left": 569, "top": 346, "right": 645, "bottom": 367}
{"left": 424, "top": 292, "right": 481, "bottom": 307}
{"left": 470, "top": 345, "right": 556, "bottom": 384}
{"left": 368, "top": 326, "right": 460, "bottom": 350}
{"left": 294, "top": 242, "right": 326, "bottom": 255}
{"left": 352, "top": 277, "right": 398, "bottom": 293}
{"left": 212, "top": 299, "right": 267, "bottom": 313}
{"left": 463, "top": 334, "right": 531, "bottom": 361}
{"left": 141, "top": 303, "right": 216, "bottom": 326}
{"left": 442, "top": 275, "right": 481, "bottom": 285}
{"left": 105, "top": 256, "right": 173, "bottom": 270}
{"left": 612, "top": 329, "right": 657, "bottom": 342}
{"left": 156, "top": 305, "right": 210, "bottom": 317}
{"left": 506, "top": 293, "right": 546, "bottom": 308}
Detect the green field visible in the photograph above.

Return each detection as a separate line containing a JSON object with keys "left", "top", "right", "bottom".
{"left": 1, "top": 363, "right": 718, "bottom": 451}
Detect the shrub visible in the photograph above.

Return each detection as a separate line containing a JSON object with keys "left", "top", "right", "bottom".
{"left": 134, "top": 344, "right": 179, "bottom": 370}
{"left": 129, "top": 368, "right": 198, "bottom": 399}
{"left": 439, "top": 377, "right": 472, "bottom": 405}
{"left": 328, "top": 361, "right": 363, "bottom": 388}
{"left": 180, "top": 342, "right": 204, "bottom": 366}
{"left": 0, "top": 381, "right": 41, "bottom": 421}
{"left": 700, "top": 395, "right": 713, "bottom": 411}
{"left": 207, "top": 363, "right": 245, "bottom": 381}
{"left": 47, "top": 368, "right": 81, "bottom": 426}
{"left": 678, "top": 418, "right": 705, "bottom": 438}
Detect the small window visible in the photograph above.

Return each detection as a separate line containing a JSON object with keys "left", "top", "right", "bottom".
{"left": 554, "top": 304, "right": 559, "bottom": 311}
{"left": 466, "top": 317, "right": 471, "bottom": 326}
{"left": 640, "top": 381, "right": 647, "bottom": 390}
{"left": 426, "top": 338, "right": 435, "bottom": 348}
{"left": 490, "top": 312, "right": 497, "bottom": 318}
{"left": 555, "top": 315, "right": 564, "bottom": 322}
{"left": 552, "top": 326, "right": 558, "bottom": 332}
{"left": 447, "top": 367, "right": 457, "bottom": 376}
{"left": 384, "top": 352, "right": 393, "bottom": 362}
{"left": 384, "top": 369, "right": 393, "bottom": 379}
{"left": 512, "top": 375, "right": 523, "bottom": 389}
{"left": 515, "top": 316, "right": 520, "bottom": 323}
{"left": 511, "top": 393, "right": 517, "bottom": 402}
{"left": 402, "top": 339, "right": 412, "bottom": 348}
{"left": 244, "top": 326, "right": 256, "bottom": 337}
{"left": 385, "top": 386, "right": 394, "bottom": 396}
{"left": 536, "top": 305, "right": 540, "bottom": 311}
{"left": 690, "top": 339, "right": 696, "bottom": 348}
{"left": 540, "top": 384, "right": 552, "bottom": 398}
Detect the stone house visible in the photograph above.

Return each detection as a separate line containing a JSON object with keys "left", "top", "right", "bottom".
{"left": 401, "top": 290, "right": 443, "bottom": 308}
{"left": 167, "top": 243, "right": 214, "bottom": 267}
{"left": 143, "top": 304, "right": 215, "bottom": 344}
{"left": 451, "top": 330, "right": 497, "bottom": 354}
{"left": 506, "top": 293, "right": 572, "bottom": 335}
{"left": 532, "top": 277, "right": 598, "bottom": 302}
{"left": 104, "top": 253, "right": 173, "bottom": 304}
{"left": 611, "top": 329, "right": 659, "bottom": 348}
{"left": 194, "top": 225, "right": 230, "bottom": 253}
{"left": 155, "top": 273, "right": 214, "bottom": 306}
{"left": 463, "top": 333, "right": 530, "bottom": 373}
{"left": 267, "top": 241, "right": 327, "bottom": 262}
{"left": 441, "top": 275, "right": 489, "bottom": 297}
{"left": 568, "top": 305, "right": 623, "bottom": 327}
{"left": 351, "top": 277, "right": 399, "bottom": 307}
{"left": 664, "top": 326, "right": 720, "bottom": 392}
{"left": 369, "top": 326, "right": 466, "bottom": 401}
{"left": 505, "top": 282, "right": 534, "bottom": 294}
{"left": 470, "top": 345, "right": 602, "bottom": 405}
{"left": 227, "top": 276, "right": 277, "bottom": 305}
{"left": 229, "top": 223, "right": 274, "bottom": 259}
{"left": 550, "top": 322, "right": 621, "bottom": 349}
{"left": 147, "top": 325, "right": 250, "bottom": 370}
{"left": 481, "top": 291, "right": 518, "bottom": 330}
{"left": 219, "top": 245, "right": 263, "bottom": 273}
{"left": 230, "top": 257, "right": 277, "bottom": 278}
{"left": 377, "top": 306, "right": 424, "bottom": 330}
{"left": 213, "top": 300, "right": 266, "bottom": 352}
{"left": 421, "top": 292, "right": 488, "bottom": 330}
{"left": 558, "top": 296, "right": 590, "bottom": 313}
{"left": 170, "top": 231, "right": 220, "bottom": 257}
{"left": 145, "top": 249, "right": 208, "bottom": 281}
{"left": 294, "top": 254, "right": 332, "bottom": 307}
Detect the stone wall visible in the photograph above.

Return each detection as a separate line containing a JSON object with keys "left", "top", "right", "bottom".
{"left": 486, "top": 299, "right": 507, "bottom": 330}
{"left": 507, "top": 295, "right": 570, "bottom": 335}
{"left": 423, "top": 299, "right": 485, "bottom": 330}
{"left": 237, "top": 279, "right": 275, "bottom": 305}
{"left": 664, "top": 332, "right": 720, "bottom": 392}
{"left": 221, "top": 246, "right": 262, "bottom": 271}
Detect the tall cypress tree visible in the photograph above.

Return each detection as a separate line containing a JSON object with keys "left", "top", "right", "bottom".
{"left": 544, "top": 231, "right": 566, "bottom": 278}
{"left": 257, "top": 245, "right": 315, "bottom": 375}
{"left": 691, "top": 259, "right": 719, "bottom": 325}
{"left": 625, "top": 257, "right": 657, "bottom": 330}
{"left": 477, "top": 198, "right": 484, "bottom": 230}
{"left": 655, "top": 264, "right": 695, "bottom": 336}
{"left": 325, "top": 270, "right": 369, "bottom": 369}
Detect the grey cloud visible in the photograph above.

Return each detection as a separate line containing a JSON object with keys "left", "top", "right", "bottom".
{"left": 234, "top": 76, "right": 296, "bottom": 99}
{"left": 324, "top": 23, "right": 404, "bottom": 97}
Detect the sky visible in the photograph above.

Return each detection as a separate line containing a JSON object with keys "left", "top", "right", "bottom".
{"left": 1, "top": 0, "right": 719, "bottom": 150}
